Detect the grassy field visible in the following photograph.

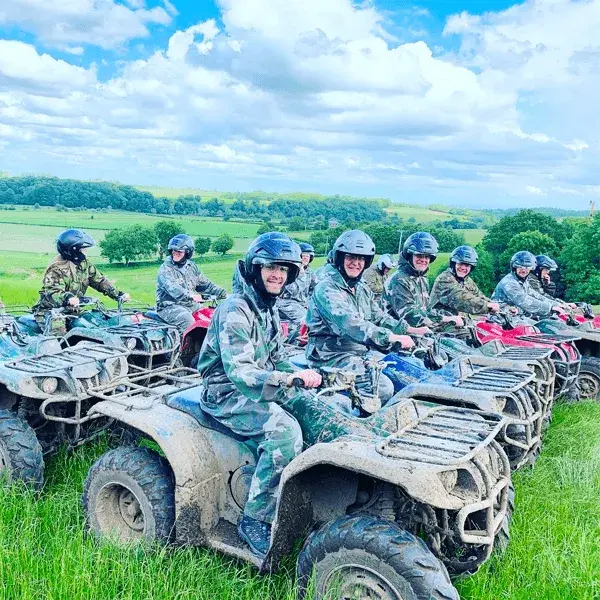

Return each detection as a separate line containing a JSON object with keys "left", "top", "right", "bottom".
{"left": 463, "top": 229, "right": 487, "bottom": 245}
{"left": 0, "top": 402, "right": 598, "bottom": 600}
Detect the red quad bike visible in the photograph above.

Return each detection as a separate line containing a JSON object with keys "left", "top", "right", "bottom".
{"left": 534, "top": 304, "right": 600, "bottom": 401}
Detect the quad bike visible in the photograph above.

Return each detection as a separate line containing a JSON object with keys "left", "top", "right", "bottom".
{"left": 0, "top": 311, "right": 129, "bottom": 488}
{"left": 382, "top": 338, "right": 546, "bottom": 470}
{"left": 438, "top": 311, "right": 580, "bottom": 400}
{"left": 16, "top": 297, "right": 180, "bottom": 373}
{"left": 82, "top": 370, "right": 513, "bottom": 599}
{"left": 534, "top": 305, "right": 600, "bottom": 401}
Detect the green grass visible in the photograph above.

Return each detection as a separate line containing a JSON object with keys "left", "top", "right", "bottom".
{"left": 463, "top": 229, "right": 487, "bottom": 245}
{"left": 0, "top": 403, "right": 598, "bottom": 599}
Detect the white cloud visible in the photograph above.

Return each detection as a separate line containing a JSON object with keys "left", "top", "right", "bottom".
{"left": 1, "top": 0, "right": 600, "bottom": 207}
{"left": 0, "top": 0, "right": 172, "bottom": 50}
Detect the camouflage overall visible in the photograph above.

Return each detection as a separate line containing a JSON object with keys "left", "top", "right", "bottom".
{"left": 429, "top": 268, "right": 490, "bottom": 315}
{"left": 197, "top": 278, "right": 304, "bottom": 525}
{"left": 156, "top": 256, "right": 227, "bottom": 332}
{"left": 361, "top": 266, "right": 386, "bottom": 305}
{"left": 305, "top": 264, "right": 408, "bottom": 402}
{"left": 277, "top": 267, "right": 316, "bottom": 341}
{"left": 33, "top": 256, "right": 121, "bottom": 335}
{"left": 382, "top": 256, "right": 445, "bottom": 327}
{"left": 493, "top": 272, "right": 558, "bottom": 319}
{"left": 527, "top": 273, "right": 557, "bottom": 299}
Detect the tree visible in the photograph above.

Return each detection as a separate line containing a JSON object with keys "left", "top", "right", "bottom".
{"left": 212, "top": 234, "right": 234, "bottom": 255}
{"left": 499, "top": 231, "right": 559, "bottom": 272}
{"left": 154, "top": 221, "right": 185, "bottom": 257}
{"left": 257, "top": 222, "right": 279, "bottom": 235}
{"left": 194, "top": 236, "right": 212, "bottom": 256}
{"left": 561, "top": 216, "right": 600, "bottom": 303}
{"left": 287, "top": 216, "right": 306, "bottom": 231}
{"left": 100, "top": 225, "right": 158, "bottom": 265}
{"left": 429, "top": 227, "right": 466, "bottom": 252}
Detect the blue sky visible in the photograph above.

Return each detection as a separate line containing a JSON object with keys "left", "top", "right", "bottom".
{"left": 0, "top": 0, "right": 598, "bottom": 209}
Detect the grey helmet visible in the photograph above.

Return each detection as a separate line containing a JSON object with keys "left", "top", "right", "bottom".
{"left": 332, "top": 230, "right": 376, "bottom": 272}
{"left": 244, "top": 232, "right": 302, "bottom": 287}
{"left": 510, "top": 251, "right": 537, "bottom": 270}
{"left": 168, "top": 234, "right": 195, "bottom": 264}
{"left": 535, "top": 255, "right": 558, "bottom": 272}
{"left": 450, "top": 245, "right": 479, "bottom": 268}
{"left": 299, "top": 242, "right": 315, "bottom": 263}
{"left": 402, "top": 232, "right": 439, "bottom": 262}
{"left": 326, "top": 249, "right": 334, "bottom": 264}
{"left": 57, "top": 229, "right": 95, "bottom": 264}
{"left": 376, "top": 254, "right": 396, "bottom": 273}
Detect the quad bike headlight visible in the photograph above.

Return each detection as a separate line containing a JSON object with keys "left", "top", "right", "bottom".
{"left": 125, "top": 337, "right": 137, "bottom": 350}
{"left": 438, "top": 468, "right": 480, "bottom": 502}
{"left": 40, "top": 377, "right": 58, "bottom": 394}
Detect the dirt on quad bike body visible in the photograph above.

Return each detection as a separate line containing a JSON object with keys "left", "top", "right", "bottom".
{"left": 381, "top": 338, "right": 545, "bottom": 470}
{"left": 534, "top": 307, "right": 600, "bottom": 401}
{"left": 16, "top": 297, "right": 181, "bottom": 374}
{"left": 0, "top": 311, "right": 129, "bottom": 488}
{"left": 438, "top": 312, "right": 580, "bottom": 401}
{"left": 82, "top": 369, "right": 512, "bottom": 600}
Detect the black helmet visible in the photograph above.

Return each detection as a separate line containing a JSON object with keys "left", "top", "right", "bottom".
{"left": 376, "top": 254, "right": 396, "bottom": 272}
{"left": 535, "top": 255, "right": 558, "bottom": 271}
{"left": 57, "top": 229, "right": 95, "bottom": 264}
{"left": 299, "top": 242, "right": 315, "bottom": 263}
{"left": 332, "top": 230, "right": 376, "bottom": 272}
{"left": 450, "top": 245, "right": 478, "bottom": 268}
{"left": 244, "top": 232, "right": 302, "bottom": 288}
{"left": 168, "top": 234, "right": 195, "bottom": 264}
{"left": 510, "top": 251, "right": 537, "bottom": 270}
{"left": 402, "top": 232, "right": 438, "bottom": 262}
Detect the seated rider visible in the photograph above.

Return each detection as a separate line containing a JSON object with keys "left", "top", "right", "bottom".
{"left": 197, "top": 232, "right": 321, "bottom": 558}
{"left": 277, "top": 242, "right": 317, "bottom": 341}
{"left": 33, "top": 229, "right": 129, "bottom": 335}
{"left": 382, "top": 232, "right": 464, "bottom": 329}
{"left": 528, "top": 255, "right": 558, "bottom": 299}
{"left": 156, "top": 234, "right": 227, "bottom": 332}
{"left": 429, "top": 245, "right": 500, "bottom": 315}
{"left": 306, "top": 230, "right": 427, "bottom": 406}
{"left": 362, "top": 253, "right": 396, "bottom": 305}
{"left": 492, "top": 251, "right": 567, "bottom": 320}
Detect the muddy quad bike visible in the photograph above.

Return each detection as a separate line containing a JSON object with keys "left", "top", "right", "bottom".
{"left": 17, "top": 298, "right": 180, "bottom": 373}
{"left": 82, "top": 370, "right": 512, "bottom": 599}
{"left": 438, "top": 312, "right": 580, "bottom": 401}
{"left": 382, "top": 338, "right": 545, "bottom": 470}
{"left": 534, "top": 305, "right": 600, "bottom": 401}
{"left": 0, "top": 312, "right": 129, "bottom": 488}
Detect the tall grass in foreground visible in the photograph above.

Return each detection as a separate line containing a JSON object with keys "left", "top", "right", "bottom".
{"left": 0, "top": 403, "right": 599, "bottom": 599}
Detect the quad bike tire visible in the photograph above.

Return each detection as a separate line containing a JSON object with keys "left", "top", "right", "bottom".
{"left": 578, "top": 357, "right": 600, "bottom": 401}
{"left": 297, "top": 515, "right": 458, "bottom": 600}
{"left": 0, "top": 409, "right": 44, "bottom": 490}
{"left": 83, "top": 446, "right": 175, "bottom": 543}
{"left": 494, "top": 483, "right": 515, "bottom": 554}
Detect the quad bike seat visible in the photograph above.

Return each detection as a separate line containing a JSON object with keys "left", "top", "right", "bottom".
{"left": 17, "top": 315, "right": 42, "bottom": 334}
{"left": 143, "top": 311, "right": 164, "bottom": 322}
{"left": 167, "top": 386, "right": 249, "bottom": 444}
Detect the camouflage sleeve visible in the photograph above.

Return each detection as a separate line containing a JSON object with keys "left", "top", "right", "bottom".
{"left": 88, "top": 264, "right": 120, "bottom": 300}
{"left": 308, "top": 271, "right": 317, "bottom": 296}
{"left": 157, "top": 265, "right": 195, "bottom": 303}
{"left": 217, "top": 301, "right": 289, "bottom": 401}
{"left": 529, "top": 275, "right": 556, "bottom": 300}
{"left": 362, "top": 269, "right": 383, "bottom": 296}
{"left": 280, "top": 277, "right": 301, "bottom": 301}
{"left": 195, "top": 268, "right": 227, "bottom": 299}
{"left": 430, "top": 272, "right": 489, "bottom": 315}
{"left": 500, "top": 278, "right": 554, "bottom": 318}
{"left": 367, "top": 289, "right": 408, "bottom": 334}
{"left": 39, "top": 265, "right": 74, "bottom": 307}
{"left": 312, "top": 283, "right": 394, "bottom": 348}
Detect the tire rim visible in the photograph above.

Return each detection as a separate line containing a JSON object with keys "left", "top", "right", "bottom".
{"left": 323, "top": 564, "right": 405, "bottom": 600}
{"left": 95, "top": 482, "right": 146, "bottom": 540}
{"left": 579, "top": 371, "right": 600, "bottom": 400}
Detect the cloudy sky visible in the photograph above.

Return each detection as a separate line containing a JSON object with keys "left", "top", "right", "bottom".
{"left": 0, "top": 0, "right": 598, "bottom": 208}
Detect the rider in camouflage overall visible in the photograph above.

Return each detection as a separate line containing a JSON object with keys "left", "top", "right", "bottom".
{"left": 362, "top": 253, "right": 396, "bottom": 305}
{"left": 156, "top": 234, "right": 227, "bottom": 332}
{"left": 528, "top": 254, "right": 558, "bottom": 299}
{"left": 429, "top": 245, "right": 500, "bottom": 315}
{"left": 492, "top": 251, "right": 567, "bottom": 319}
{"left": 33, "top": 229, "right": 129, "bottom": 335}
{"left": 197, "top": 232, "right": 321, "bottom": 559}
{"left": 382, "top": 232, "right": 463, "bottom": 329}
{"left": 277, "top": 242, "right": 316, "bottom": 342}
{"left": 306, "top": 230, "right": 421, "bottom": 407}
